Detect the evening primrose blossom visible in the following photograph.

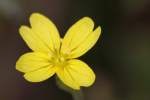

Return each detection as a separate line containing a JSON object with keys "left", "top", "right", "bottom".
{"left": 16, "top": 13, "right": 101, "bottom": 90}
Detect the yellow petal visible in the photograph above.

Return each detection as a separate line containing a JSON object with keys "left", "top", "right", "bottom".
{"left": 30, "top": 13, "right": 61, "bottom": 52}
{"left": 19, "top": 26, "right": 51, "bottom": 52}
{"left": 56, "top": 59, "right": 95, "bottom": 90}
{"left": 61, "top": 17, "right": 94, "bottom": 55}
{"left": 24, "top": 66, "right": 56, "bottom": 82}
{"left": 69, "top": 26, "right": 101, "bottom": 58}
{"left": 56, "top": 67, "right": 80, "bottom": 90}
{"left": 16, "top": 52, "right": 52, "bottom": 73}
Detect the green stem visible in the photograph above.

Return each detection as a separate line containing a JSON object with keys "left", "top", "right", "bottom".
{"left": 71, "top": 89, "right": 84, "bottom": 100}
{"left": 56, "top": 76, "right": 84, "bottom": 100}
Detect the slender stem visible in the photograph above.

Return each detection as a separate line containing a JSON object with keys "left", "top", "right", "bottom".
{"left": 71, "top": 89, "right": 84, "bottom": 100}
{"left": 56, "top": 76, "right": 85, "bottom": 100}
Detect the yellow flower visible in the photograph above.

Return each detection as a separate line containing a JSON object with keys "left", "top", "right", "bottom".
{"left": 16, "top": 13, "right": 101, "bottom": 90}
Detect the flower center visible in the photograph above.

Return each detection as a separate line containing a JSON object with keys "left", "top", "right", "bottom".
{"left": 51, "top": 52, "right": 67, "bottom": 67}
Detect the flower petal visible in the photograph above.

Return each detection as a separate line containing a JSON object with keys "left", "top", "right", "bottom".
{"left": 16, "top": 52, "right": 52, "bottom": 73}
{"left": 24, "top": 66, "right": 56, "bottom": 82}
{"left": 69, "top": 26, "right": 101, "bottom": 58}
{"left": 56, "top": 67, "right": 80, "bottom": 90}
{"left": 19, "top": 26, "right": 52, "bottom": 52}
{"left": 56, "top": 59, "right": 95, "bottom": 90}
{"left": 30, "top": 13, "right": 61, "bottom": 52}
{"left": 61, "top": 17, "right": 94, "bottom": 55}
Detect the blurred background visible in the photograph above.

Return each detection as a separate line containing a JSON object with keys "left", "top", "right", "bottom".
{"left": 0, "top": 0, "right": 150, "bottom": 100}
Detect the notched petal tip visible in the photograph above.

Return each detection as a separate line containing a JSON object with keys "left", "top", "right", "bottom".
{"left": 95, "top": 26, "right": 101, "bottom": 33}
{"left": 29, "top": 12, "right": 50, "bottom": 23}
{"left": 23, "top": 74, "right": 38, "bottom": 83}
{"left": 29, "top": 12, "right": 61, "bottom": 52}
{"left": 93, "top": 26, "right": 101, "bottom": 39}
{"left": 80, "top": 16, "right": 95, "bottom": 27}
{"left": 29, "top": 12, "right": 43, "bottom": 19}
{"left": 19, "top": 25, "right": 30, "bottom": 36}
{"left": 82, "top": 16, "right": 93, "bottom": 22}
{"left": 57, "top": 59, "right": 96, "bottom": 89}
{"left": 19, "top": 25, "right": 27, "bottom": 32}
{"left": 85, "top": 72, "right": 96, "bottom": 87}
{"left": 16, "top": 61, "right": 24, "bottom": 73}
